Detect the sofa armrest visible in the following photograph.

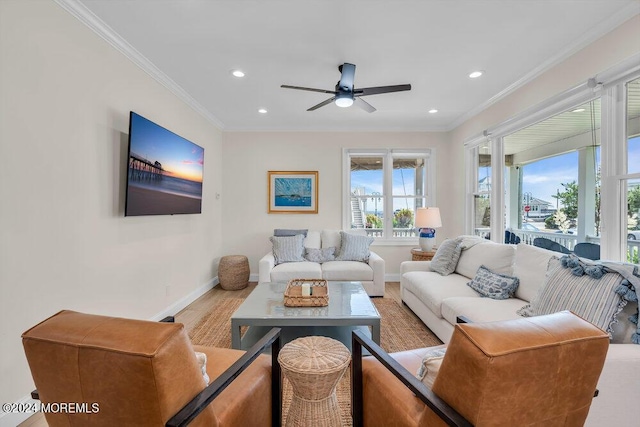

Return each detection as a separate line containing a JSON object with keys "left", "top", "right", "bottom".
{"left": 368, "top": 251, "right": 385, "bottom": 292}
{"left": 400, "top": 260, "right": 433, "bottom": 274}
{"left": 258, "top": 253, "right": 275, "bottom": 283}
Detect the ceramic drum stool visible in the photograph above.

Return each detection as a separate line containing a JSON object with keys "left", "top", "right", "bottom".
{"left": 218, "top": 255, "right": 249, "bottom": 290}
{"left": 278, "top": 336, "right": 351, "bottom": 427}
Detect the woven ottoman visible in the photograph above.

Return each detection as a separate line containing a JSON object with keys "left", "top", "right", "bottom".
{"left": 278, "top": 336, "right": 351, "bottom": 427}
{"left": 218, "top": 255, "right": 249, "bottom": 290}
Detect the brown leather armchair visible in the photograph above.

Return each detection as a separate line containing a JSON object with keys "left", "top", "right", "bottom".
{"left": 22, "top": 310, "right": 281, "bottom": 426}
{"left": 352, "top": 311, "right": 609, "bottom": 427}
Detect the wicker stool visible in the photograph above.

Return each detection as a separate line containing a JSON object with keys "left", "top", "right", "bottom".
{"left": 278, "top": 336, "right": 351, "bottom": 427}
{"left": 218, "top": 255, "right": 249, "bottom": 290}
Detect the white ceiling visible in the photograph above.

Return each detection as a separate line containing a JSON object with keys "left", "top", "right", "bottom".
{"left": 70, "top": 0, "right": 639, "bottom": 132}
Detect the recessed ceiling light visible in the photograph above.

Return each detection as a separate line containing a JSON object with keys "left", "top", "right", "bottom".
{"left": 231, "top": 70, "right": 245, "bottom": 78}
{"left": 428, "top": 109, "right": 438, "bottom": 114}
{"left": 572, "top": 108, "right": 586, "bottom": 113}
{"left": 258, "top": 108, "right": 268, "bottom": 114}
{"left": 469, "top": 71, "right": 483, "bottom": 79}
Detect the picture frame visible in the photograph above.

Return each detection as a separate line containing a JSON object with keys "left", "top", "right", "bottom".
{"left": 268, "top": 171, "right": 318, "bottom": 214}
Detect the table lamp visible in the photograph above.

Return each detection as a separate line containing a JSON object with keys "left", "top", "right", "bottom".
{"left": 415, "top": 207, "right": 442, "bottom": 252}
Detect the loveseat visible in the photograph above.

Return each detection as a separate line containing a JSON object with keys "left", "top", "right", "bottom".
{"left": 258, "top": 229, "right": 385, "bottom": 296}
{"left": 400, "top": 236, "right": 640, "bottom": 427}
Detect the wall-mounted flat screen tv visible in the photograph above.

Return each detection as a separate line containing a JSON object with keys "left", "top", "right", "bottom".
{"left": 125, "top": 112, "right": 204, "bottom": 216}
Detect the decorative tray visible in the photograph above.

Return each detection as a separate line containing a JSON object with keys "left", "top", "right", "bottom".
{"left": 284, "top": 279, "right": 329, "bottom": 307}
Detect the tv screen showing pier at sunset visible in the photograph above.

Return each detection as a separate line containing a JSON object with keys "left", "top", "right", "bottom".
{"left": 125, "top": 112, "right": 204, "bottom": 216}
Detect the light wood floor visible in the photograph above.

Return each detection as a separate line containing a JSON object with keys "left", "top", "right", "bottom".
{"left": 20, "top": 282, "right": 407, "bottom": 427}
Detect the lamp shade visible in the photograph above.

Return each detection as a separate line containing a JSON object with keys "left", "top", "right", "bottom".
{"left": 415, "top": 207, "right": 442, "bottom": 229}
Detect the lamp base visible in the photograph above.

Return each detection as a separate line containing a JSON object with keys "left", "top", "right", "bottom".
{"left": 418, "top": 228, "right": 437, "bottom": 252}
{"left": 419, "top": 236, "right": 436, "bottom": 252}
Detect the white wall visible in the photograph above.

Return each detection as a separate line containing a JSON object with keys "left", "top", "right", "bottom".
{"left": 0, "top": 0, "right": 223, "bottom": 406}
{"left": 222, "top": 131, "right": 450, "bottom": 276}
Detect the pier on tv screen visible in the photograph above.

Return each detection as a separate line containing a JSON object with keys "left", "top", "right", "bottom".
{"left": 125, "top": 112, "right": 204, "bottom": 216}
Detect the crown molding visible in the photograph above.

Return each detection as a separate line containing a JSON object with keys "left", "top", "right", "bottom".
{"left": 447, "top": 3, "right": 640, "bottom": 132}
{"left": 53, "top": 0, "right": 225, "bottom": 130}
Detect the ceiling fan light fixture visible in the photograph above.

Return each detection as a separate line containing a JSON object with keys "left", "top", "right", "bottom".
{"left": 335, "top": 94, "right": 354, "bottom": 108}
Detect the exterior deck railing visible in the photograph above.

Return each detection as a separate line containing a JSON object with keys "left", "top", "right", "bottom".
{"left": 474, "top": 228, "right": 640, "bottom": 264}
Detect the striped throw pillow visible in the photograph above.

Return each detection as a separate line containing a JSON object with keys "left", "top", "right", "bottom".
{"left": 336, "top": 231, "right": 374, "bottom": 262}
{"left": 270, "top": 234, "right": 305, "bottom": 265}
{"left": 518, "top": 256, "right": 625, "bottom": 335}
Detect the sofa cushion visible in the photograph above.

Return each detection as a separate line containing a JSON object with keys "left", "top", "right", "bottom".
{"left": 441, "top": 296, "right": 525, "bottom": 325}
{"left": 518, "top": 255, "right": 625, "bottom": 336}
{"left": 336, "top": 231, "right": 374, "bottom": 262}
{"left": 466, "top": 265, "right": 520, "bottom": 300}
{"left": 322, "top": 260, "right": 374, "bottom": 281}
{"left": 322, "top": 229, "right": 342, "bottom": 250}
{"left": 305, "top": 247, "right": 336, "bottom": 263}
{"left": 513, "top": 243, "right": 556, "bottom": 302}
{"left": 402, "top": 271, "right": 479, "bottom": 318}
{"left": 455, "top": 241, "right": 516, "bottom": 279}
{"left": 430, "top": 238, "right": 463, "bottom": 276}
{"left": 270, "top": 261, "right": 322, "bottom": 282}
{"left": 304, "top": 231, "right": 321, "bottom": 250}
{"left": 270, "top": 234, "right": 305, "bottom": 265}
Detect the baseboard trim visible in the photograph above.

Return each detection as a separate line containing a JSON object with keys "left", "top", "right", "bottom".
{"left": 385, "top": 273, "right": 401, "bottom": 282}
{"left": 249, "top": 273, "right": 259, "bottom": 282}
{"left": 0, "top": 396, "right": 40, "bottom": 426}
{"left": 150, "top": 277, "right": 218, "bottom": 321}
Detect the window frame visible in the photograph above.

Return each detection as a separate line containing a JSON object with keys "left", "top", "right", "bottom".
{"left": 464, "top": 54, "right": 640, "bottom": 262}
{"left": 343, "top": 148, "right": 436, "bottom": 245}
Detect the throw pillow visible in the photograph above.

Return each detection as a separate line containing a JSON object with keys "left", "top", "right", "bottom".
{"left": 305, "top": 247, "right": 336, "bottom": 263}
{"left": 273, "top": 228, "right": 308, "bottom": 237}
{"left": 270, "top": 234, "right": 305, "bottom": 265}
{"left": 518, "top": 255, "right": 625, "bottom": 336}
{"left": 335, "top": 231, "right": 374, "bottom": 262}
{"left": 467, "top": 265, "right": 520, "bottom": 300}
{"left": 416, "top": 347, "right": 447, "bottom": 389}
{"left": 194, "top": 351, "right": 210, "bottom": 385}
{"left": 430, "top": 238, "right": 463, "bottom": 276}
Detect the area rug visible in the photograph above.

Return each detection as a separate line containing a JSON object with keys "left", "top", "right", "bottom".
{"left": 188, "top": 296, "right": 441, "bottom": 426}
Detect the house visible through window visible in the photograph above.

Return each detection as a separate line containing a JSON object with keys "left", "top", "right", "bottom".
{"left": 344, "top": 149, "right": 434, "bottom": 241}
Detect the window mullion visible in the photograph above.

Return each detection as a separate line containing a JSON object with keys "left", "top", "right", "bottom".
{"left": 383, "top": 152, "right": 393, "bottom": 238}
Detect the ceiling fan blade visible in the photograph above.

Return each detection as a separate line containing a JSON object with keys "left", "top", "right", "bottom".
{"left": 281, "top": 85, "right": 336, "bottom": 94}
{"left": 307, "top": 97, "right": 336, "bottom": 111}
{"left": 338, "top": 63, "right": 356, "bottom": 92}
{"left": 354, "top": 97, "right": 376, "bottom": 113}
{"left": 355, "top": 84, "right": 412, "bottom": 96}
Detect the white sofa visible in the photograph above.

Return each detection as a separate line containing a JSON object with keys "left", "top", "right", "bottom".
{"left": 400, "top": 238, "right": 640, "bottom": 427}
{"left": 258, "top": 229, "right": 385, "bottom": 296}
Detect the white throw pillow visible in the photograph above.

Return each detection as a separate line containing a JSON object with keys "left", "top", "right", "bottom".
{"left": 416, "top": 347, "right": 447, "bottom": 388}
{"left": 335, "top": 231, "right": 374, "bottom": 262}
{"left": 430, "top": 238, "right": 463, "bottom": 276}
{"left": 270, "top": 234, "right": 305, "bottom": 265}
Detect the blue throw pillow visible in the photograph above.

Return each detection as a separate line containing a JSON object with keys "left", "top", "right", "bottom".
{"left": 467, "top": 265, "right": 519, "bottom": 300}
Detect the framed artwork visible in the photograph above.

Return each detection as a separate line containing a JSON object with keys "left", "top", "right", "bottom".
{"left": 268, "top": 171, "right": 318, "bottom": 214}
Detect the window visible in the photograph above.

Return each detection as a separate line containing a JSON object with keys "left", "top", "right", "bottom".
{"left": 344, "top": 149, "right": 435, "bottom": 241}
{"left": 465, "top": 66, "right": 640, "bottom": 264}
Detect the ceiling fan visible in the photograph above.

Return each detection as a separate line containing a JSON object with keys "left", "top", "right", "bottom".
{"left": 281, "top": 63, "right": 411, "bottom": 113}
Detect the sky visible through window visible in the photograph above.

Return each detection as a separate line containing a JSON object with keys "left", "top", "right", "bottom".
{"left": 523, "top": 136, "right": 639, "bottom": 209}
{"left": 351, "top": 168, "right": 418, "bottom": 214}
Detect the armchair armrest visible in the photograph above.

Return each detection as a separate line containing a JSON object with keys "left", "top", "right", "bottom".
{"left": 166, "top": 327, "right": 282, "bottom": 427}
{"left": 258, "top": 253, "right": 276, "bottom": 283}
{"left": 351, "top": 329, "right": 471, "bottom": 427}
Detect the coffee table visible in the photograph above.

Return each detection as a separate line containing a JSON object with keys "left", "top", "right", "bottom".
{"left": 231, "top": 281, "right": 381, "bottom": 350}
